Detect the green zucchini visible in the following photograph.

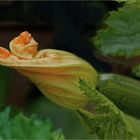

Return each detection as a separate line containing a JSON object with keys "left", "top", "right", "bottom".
{"left": 97, "top": 73, "right": 140, "bottom": 119}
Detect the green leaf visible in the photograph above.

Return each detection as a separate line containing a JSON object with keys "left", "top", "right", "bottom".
{"left": 93, "top": 1, "right": 140, "bottom": 58}
{"left": 52, "top": 129, "right": 65, "bottom": 140}
{"left": 0, "top": 107, "right": 65, "bottom": 139}
{"left": 131, "top": 64, "right": 140, "bottom": 78}
{"left": 78, "top": 79, "right": 138, "bottom": 139}
{"left": 115, "top": 0, "right": 139, "bottom": 4}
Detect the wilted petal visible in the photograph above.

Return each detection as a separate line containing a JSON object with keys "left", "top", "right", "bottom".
{"left": 9, "top": 31, "right": 38, "bottom": 59}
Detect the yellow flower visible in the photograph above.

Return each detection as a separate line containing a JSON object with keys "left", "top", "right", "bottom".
{"left": 0, "top": 31, "right": 97, "bottom": 109}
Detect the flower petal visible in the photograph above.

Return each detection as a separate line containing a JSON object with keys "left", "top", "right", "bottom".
{"left": 0, "top": 32, "right": 98, "bottom": 109}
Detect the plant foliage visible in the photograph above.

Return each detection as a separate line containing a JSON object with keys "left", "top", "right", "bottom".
{"left": 132, "top": 64, "right": 140, "bottom": 78}
{"left": 77, "top": 79, "right": 139, "bottom": 139}
{"left": 116, "top": 0, "right": 139, "bottom": 4}
{"left": 0, "top": 107, "right": 65, "bottom": 140}
{"left": 93, "top": 1, "right": 140, "bottom": 58}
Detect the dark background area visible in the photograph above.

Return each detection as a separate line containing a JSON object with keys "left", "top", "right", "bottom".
{"left": 0, "top": 1, "right": 119, "bottom": 138}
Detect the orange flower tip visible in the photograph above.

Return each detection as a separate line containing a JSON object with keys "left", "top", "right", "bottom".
{"left": 9, "top": 31, "right": 38, "bottom": 59}
{"left": 0, "top": 47, "right": 11, "bottom": 59}
{"left": 15, "top": 31, "right": 32, "bottom": 45}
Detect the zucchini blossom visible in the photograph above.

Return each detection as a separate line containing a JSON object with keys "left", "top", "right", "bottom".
{"left": 0, "top": 31, "right": 97, "bottom": 109}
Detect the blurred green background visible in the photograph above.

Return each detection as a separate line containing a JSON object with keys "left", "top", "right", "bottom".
{"left": 0, "top": 1, "right": 119, "bottom": 139}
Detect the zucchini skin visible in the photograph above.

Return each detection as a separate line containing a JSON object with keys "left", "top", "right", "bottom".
{"left": 97, "top": 73, "right": 140, "bottom": 119}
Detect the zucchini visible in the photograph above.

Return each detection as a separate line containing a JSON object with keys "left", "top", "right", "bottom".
{"left": 97, "top": 73, "right": 140, "bottom": 119}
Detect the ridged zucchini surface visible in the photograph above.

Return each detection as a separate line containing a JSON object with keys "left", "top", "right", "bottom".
{"left": 97, "top": 74, "right": 140, "bottom": 119}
